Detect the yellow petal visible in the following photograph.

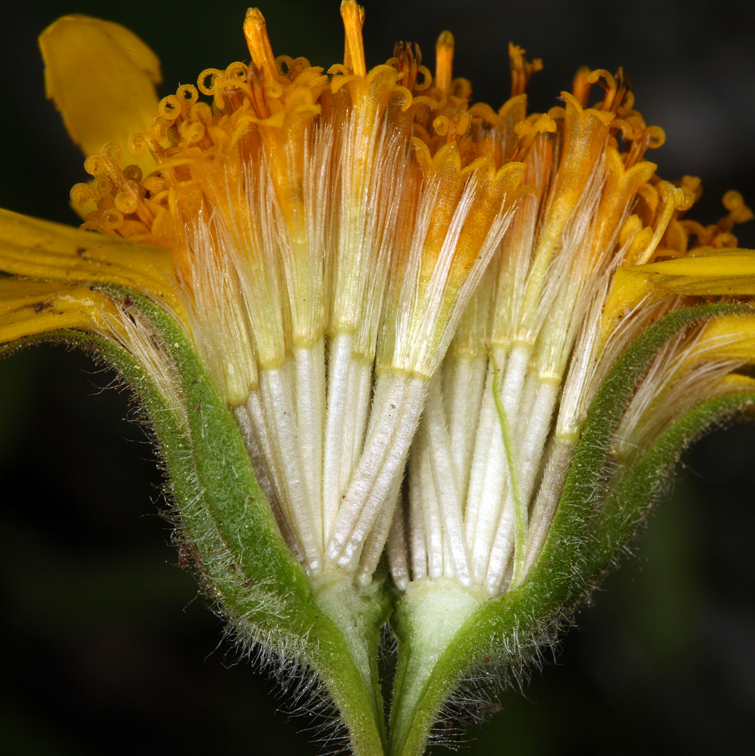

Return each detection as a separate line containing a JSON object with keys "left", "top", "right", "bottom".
{"left": 645, "top": 314, "right": 755, "bottom": 416}
{"left": 0, "top": 278, "right": 120, "bottom": 344}
{"left": 0, "top": 208, "right": 181, "bottom": 314}
{"left": 717, "top": 373, "right": 755, "bottom": 391}
{"left": 689, "top": 314, "right": 755, "bottom": 363}
{"left": 601, "top": 248, "right": 755, "bottom": 343}
{"left": 39, "top": 15, "right": 161, "bottom": 176}
{"left": 639, "top": 248, "right": 755, "bottom": 291}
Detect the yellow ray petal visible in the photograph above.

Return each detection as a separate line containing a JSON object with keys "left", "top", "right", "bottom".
{"left": 0, "top": 208, "right": 181, "bottom": 314}
{"left": 40, "top": 15, "right": 161, "bottom": 176}
{"left": 601, "top": 248, "right": 755, "bottom": 343}
{"left": 639, "top": 247, "right": 755, "bottom": 288}
{"left": 688, "top": 314, "right": 755, "bottom": 364}
{"left": 0, "top": 278, "right": 120, "bottom": 344}
{"left": 717, "top": 373, "right": 755, "bottom": 391}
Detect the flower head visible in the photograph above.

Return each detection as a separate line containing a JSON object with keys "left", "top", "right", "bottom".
{"left": 10, "top": 2, "right": 529, "bottom": 582}
{"left": 1, "top": 4, "right": 754, "bottom": 755}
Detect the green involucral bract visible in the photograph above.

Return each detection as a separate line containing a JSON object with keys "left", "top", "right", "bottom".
{"left": 6, "top": 294, "right": 753, "bottom": 756}
{"left": 13, "top": 288, "right": 392, "bottom": 756}
{"left": 386, "top": 302, "right": 755, "bottom": 756}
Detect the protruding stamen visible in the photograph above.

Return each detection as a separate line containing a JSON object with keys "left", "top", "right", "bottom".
{"left": 587, "top": 67, "right": 631, "bottom": 114}
{"left": 247, "top": 63, "right": 272, "bottom": 119}
{"left": 572, "top": 66, "right": 592, "bottom": 107}
{"left": 435, "top": 31, "right": 454, "bottom": 93}
{"left": 244, "top": 8, "right": 278, "bottom": 82}
{"left": 509, "top": 43, "right": 543, "bottom": 97}
{"left": 341, "top": 0, "right": 366, "bottom": 76}
{"left": 392, "top": 41, "right": 424, "bottom": 91}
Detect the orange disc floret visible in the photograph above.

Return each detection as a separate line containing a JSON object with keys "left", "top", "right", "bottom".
{"left": 67, "top": 0, "right": 751, "bottom": 399}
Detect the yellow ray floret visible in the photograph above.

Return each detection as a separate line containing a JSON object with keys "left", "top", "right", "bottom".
{"left": 0, "top": 278, "right": 121, "bottom": 344}
{"left": 602, "top": 248, "right": 755, "bottom": 342}
{"left": 40, "top": 16, "right": 161, "bottom": 178}
{"left": 685, "top": 314, "right": 755, "bottom": 364}
{"left": 0, "top": 208, "right": 181, "bottom": 314}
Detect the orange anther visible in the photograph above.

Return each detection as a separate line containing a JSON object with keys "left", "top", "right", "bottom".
{"left": 435, "top": 31, "right": 454, "bottom": 93}
{"left": 509, "top": 43, "right": 543, "bottom": 97}
{"left": 244, "top": 8, "right": 278, "bottom": 82}
{"left": 341, "top": 0, "right": 366, "bottom": 76}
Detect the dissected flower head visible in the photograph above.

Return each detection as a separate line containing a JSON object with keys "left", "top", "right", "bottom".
{"left": 1, "top": 0, "right": 753, "bottom": 591}
{"left": 24, "top": 2, "right": 531, "bottom": 582}
{"left": 1, "top": 4, "right": 754, "bottom": 754}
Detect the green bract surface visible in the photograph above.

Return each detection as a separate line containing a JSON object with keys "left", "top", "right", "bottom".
{"left": 4, "top": 297, "right": 752, "bottom": 756}
{"left": 387, "top": 302, "right": 755, "bottom": 756}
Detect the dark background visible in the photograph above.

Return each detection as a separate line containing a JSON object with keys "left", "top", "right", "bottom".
{"left": 1, "top": 1, "right": 754, "bottom": 754}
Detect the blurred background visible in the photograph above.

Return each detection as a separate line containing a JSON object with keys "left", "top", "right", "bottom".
{"left": 0, "top": 0, "right": 754, "bottom": 754}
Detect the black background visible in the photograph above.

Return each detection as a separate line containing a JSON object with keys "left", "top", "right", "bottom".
{"left": 0, "top": 1, "right": 754, "bottom": 754}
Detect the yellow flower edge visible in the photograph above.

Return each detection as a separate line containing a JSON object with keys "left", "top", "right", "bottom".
{"left": 40, "top": 14, "right": 161, "bottom": 178}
